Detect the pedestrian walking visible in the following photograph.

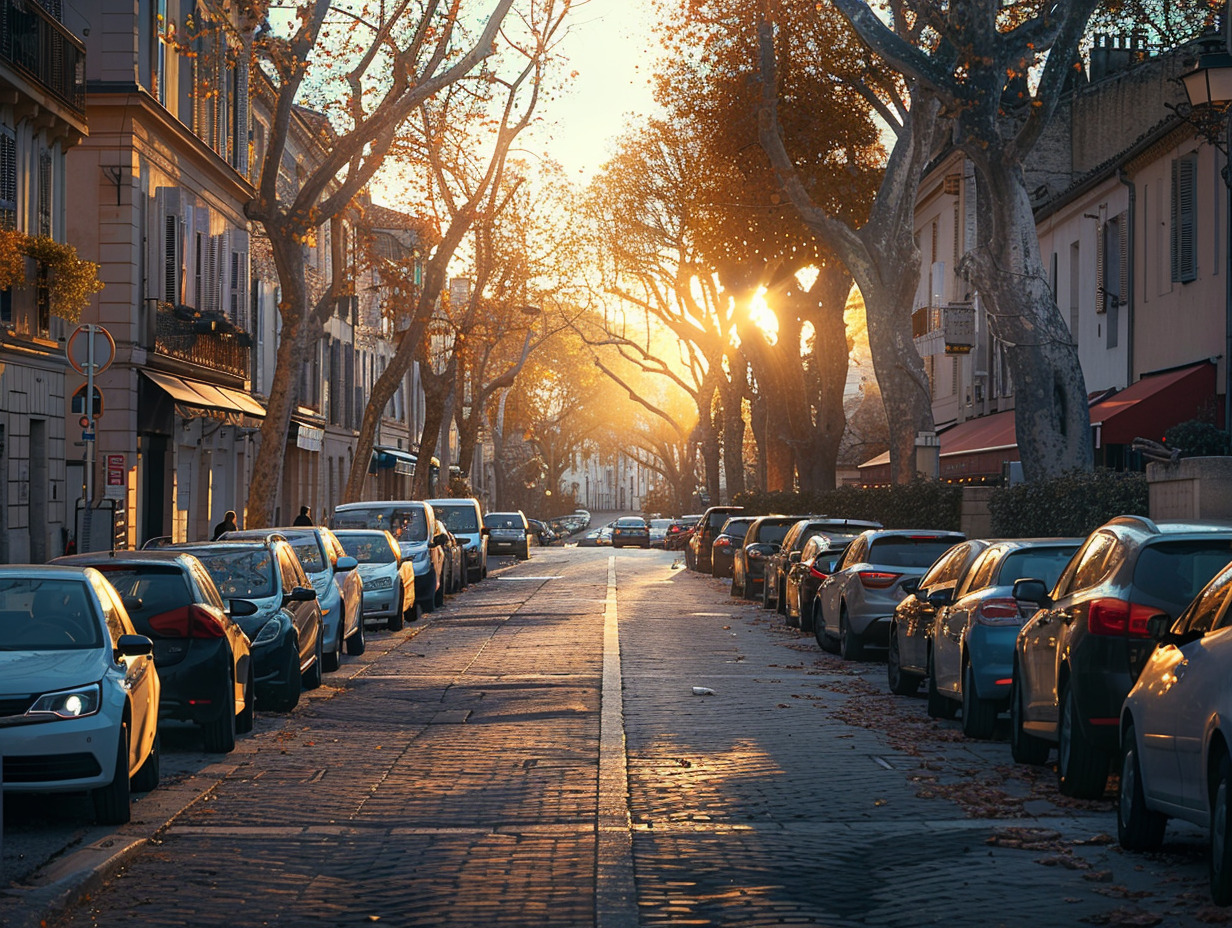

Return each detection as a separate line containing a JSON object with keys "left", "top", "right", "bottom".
{"left": 293, "top": 505, "right": 314, "bottom": 526}
{"left": 213, "top": 510, "right": 238, "bottom": 540}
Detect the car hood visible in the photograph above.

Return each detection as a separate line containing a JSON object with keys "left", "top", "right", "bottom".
{"left": 0, "top": 649, "right": 107, "bottom": 694}
{"left": 357, "top": 563, "right": 397, "bottom": 579}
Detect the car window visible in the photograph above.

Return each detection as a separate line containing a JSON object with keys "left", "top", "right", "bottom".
{"left": 485, "top": 514, "right": 526, "bottom": 530}
{"left": 1180, "top": 565, "right": 1232, "bottom": 635}
{"left": 840, "top": 536, "right": 868, "bottom": 569}
{"left": 960, "top": 548, "right": 1001, "bottom": 596}
{"left": 755, "top": 522, "right": 794, "bottom": 545}
{"left": 708, "top": 511, "right": 734, "bottom": 531}
{"left": 800, "top": 536, "right": 825, "bottom": 562}
{"left": 92, "top": 576, "right": 134, "bottom": 643}
{"left": 288, "top": 537, "right": 327, "bottom": 573}
{"left": 277, "top": 548, "right": 302, "bottom": 593}
{"left": 197, "top": 549, "right": 278, "bottom": 598}
{"left": 867, "top": 536, "right": 961, "bottom": 569}
{"left": 996, "top": 545, "right": 1080, "bottom": 593}
{"left": 919, "top": 543, "right": 969, "bottom": 589}
{"left": 96, "top": 567, "right": 192, "bottom": 637}
{"left": 0, "top": 577, "right": 104, "bottom": 650}
{"left": 1134, "top": 539, "right": 1232, "bottom": 612}
{"left": 436, "top": 506, "right": 480, "bottom": 533}
{"left": 1067, "top": 532, "right": 1117, "bottom": 593}
{"left": 189, "top": 562, "right": 226, "bottom": 610}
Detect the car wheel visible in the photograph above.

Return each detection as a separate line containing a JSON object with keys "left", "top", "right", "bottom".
{"left": 388, "top": 592, "right": 406, "bottom": 632}
{"left": 798, "top": 598, "right": 814, "bottom": 633}
{"left": 1058, "top": 684, "right": 1109, "bottom": 798}
{"left": 961, "top": 661, "right": 997, "bottom": 739}
{"left": 92, "top": 723, "right": 132, "bottom": 825}
{"left": 1009, "top": 671, "right": 1050, "bottom": 765}
{"left": 839, "top": 609, "right": 865, "bottom": 661}
{"left": 1117, "top": 722, "right": 1166, "bottom": 851}
{"left": 815, "top": 603, "right": 838, "bottom": 653}
{"left": 685, "top": 549, "right": 695, "bottom": 571}
{"left": 346, "top": 608, "right": 366, "bottom": 656}
{"left": 1211, "top": 752, "right": 1232, "bottom": 905}
{"left": 322, "top": 619, "right": 343, "bottom": 673}
{"left": 926, "top": 649, "right": 957, "bottom": 719}
{"left": 236, "top": 667, "right": 255, "bottom": 735}
{"left": 776, "top": 581, "right": 788, "bottom": 616}
{"left": 202, "top": 673, "right": 237, "bottom": 753}
{"left": 434, "top": 578, "right": 445, "bottom": 608}
{"left": 303, "top": 628, "right": 324, "bottom": 690}
{"left": 731, "top": 571, "right": 744, "bottom": 598}
{"left": 131, "top": 730, "right": 161, "bottom": 793}
{"left": 519, "top": 543, "right": 530, "bottom": 560}
{"left": 887, "top": 623, "right": 921, "bottom": 696}
{"left": 785, "top": 594, "right": 800, "bottom": 629}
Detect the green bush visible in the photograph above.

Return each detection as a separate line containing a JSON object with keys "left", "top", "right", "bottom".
{"left": 1164, "top": 419, "right": 1231, "bottom": 457}
{"left": 988, "top": 469, "right": 1148, "bottom": 538}
{"left": 731, "top": 479, "right": 962, "bottom": 531}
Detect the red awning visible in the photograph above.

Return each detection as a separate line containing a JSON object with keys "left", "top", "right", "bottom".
{"left": 938, "top": 409, "right": 1018, "bottom": 457}
{"left": 1089, "top": 361, "right": 1217, "bottom": 446}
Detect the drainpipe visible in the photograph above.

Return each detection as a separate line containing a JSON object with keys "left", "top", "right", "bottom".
{"left": 1118, "top": 168, "right": 1136, "bottom": 391}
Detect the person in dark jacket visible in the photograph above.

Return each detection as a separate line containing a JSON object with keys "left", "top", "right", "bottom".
{"left": 213, "top": 510, "right": 238, "bottom": 540}
{"left": 293, "top": 506, "right": 314, "bottom": 526}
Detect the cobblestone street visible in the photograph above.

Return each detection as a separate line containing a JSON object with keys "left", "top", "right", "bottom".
{"left": 3, "top": 546, "right": 1218, "bottom": 927}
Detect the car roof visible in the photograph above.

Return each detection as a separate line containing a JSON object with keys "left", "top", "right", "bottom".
{"left": 0, "top": 564, "right": 96, "bottom": 578}
{"left": 55, "top": 550, "right": 197, "bottom": 567}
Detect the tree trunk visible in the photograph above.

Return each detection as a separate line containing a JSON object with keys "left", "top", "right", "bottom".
{"left": 797, "top": 266, "right": 852, "bottom": 491}
{"left": 965, "top": 162, "right": 1092, "bottom": 480}
{"left": 410, "top": 361, "right": 454, "bottom": 499}
{"left": 720, "top": 357, "right": 748, "bottom": 500}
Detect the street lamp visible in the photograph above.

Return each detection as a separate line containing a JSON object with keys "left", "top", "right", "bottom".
{"left": 1180, "top": 46, "right": 1232, "bottom": 443}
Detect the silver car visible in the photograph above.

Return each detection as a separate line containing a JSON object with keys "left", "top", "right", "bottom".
{"left": 335, "top": 529, "right": 417, "bottom": 631}
{"left": 815, "top": 529, "right": 966, "bottom": 660}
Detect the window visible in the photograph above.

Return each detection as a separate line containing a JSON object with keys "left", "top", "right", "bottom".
{"left": 0, "top": 126, "right": 15, "bottom": 230}
{"left": 1171, "top": 153, "right": 1198, "bottom": 283}
{"left": 37, "top": 150, "right": 52, "bottom": 237}
{"left": 1179, "top": 566, "right": 1232, "bottom": 635}
{"left": 1069, "top": 533, "right": 1117, "bottom": 593}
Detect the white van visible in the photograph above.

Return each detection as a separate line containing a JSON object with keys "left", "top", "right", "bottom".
{"left": 425, "top": 497, "right": 488, "bottom": 582}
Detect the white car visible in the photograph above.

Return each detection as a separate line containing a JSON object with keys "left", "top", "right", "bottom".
{"left": 1118, "top": 556, "right": 1232, "bottom": 904}
{"left": 333, "top": 501, "right": 447, "bottom": 613}
{"left": 0, "top": 565, "right": 161, "bottom": 825}
{"left": 334, "top": 529, "right": 418, "bottom": 631}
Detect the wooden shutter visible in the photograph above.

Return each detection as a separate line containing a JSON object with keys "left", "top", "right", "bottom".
{"left": 1095, "top": 218, "right": 1105, "bottom": 313}
{"left": 1117, "top": 209, "right": 1129, "bottom": 305}
{"left": 0, "top": 128, "right": 15, "bottom": 229}
{"left": 1172, "top": 155, "right": 1197, "bottom": 283}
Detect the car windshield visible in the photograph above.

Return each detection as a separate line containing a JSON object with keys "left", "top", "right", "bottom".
{"left": 485, "top": 514, "right": 524, "bottom": 530}
{"left": 192, "top": 549, "right": 277, "bottom": 598}
{"left": 435, "top": 507, "right": 480, "bottom": 533}
{"left": 755, "top": 523, "right": 793, "bottom": 545}
{"left": 285, "top": 538, "right": 326, "bottom": 573}
{"left": 650, "top": 519, "right": 673, "bottom": 529}
{"left": 1134, "top": 539, "right": 1232, "bottom": 610}
{"left": 0, "top": 578, "right": 102, "bottom": 650}
{"left": 720, "top": 519, "right": 754, "bottom": 536}
{"left": 868, "top": 536, "right": 960, "bottom": 568}
{"left": 996, "top": 546, "right": 1079, "bottom": 590}
{"left": 616, "top": 519, "right": 645, "bottom": 528}
{"left": 334, "top": 506, "right": 429, "bottom": 543}
{"left": 93, "top": 566, "right": 191, "bottom": 637}
{"left": 341, "top": 533, "right": 396, "bottom": 564}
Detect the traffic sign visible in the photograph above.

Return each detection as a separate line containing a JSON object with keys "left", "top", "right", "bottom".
{"left": 66, "top": 324, "right": 115, "bottom": 376}
{"left": 82, "top": 431, "right": 95, "bottom": 441}
{"left": 71, "top": 383, "right": 104, "bottom": 419}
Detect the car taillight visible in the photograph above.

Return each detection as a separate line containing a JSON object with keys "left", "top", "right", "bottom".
{"left": 858, "top": 570, "right": 901, "bottom": 589}
{"left": 1086, "top": 598, "right": 1156, "bottom": 637}
{"left": 148, "top": 604, "right": 227, "bottom": 639}
{"left": 714, "top": 537, "right": 731, "bottom": 548}
{"left": 808, "top": 565, "right": 829, "bottom": 581}
{"left": 974, "top": 597, "right": 1022, "bottom": 626}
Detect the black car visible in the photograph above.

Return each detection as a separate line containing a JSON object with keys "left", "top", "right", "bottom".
{"left": 54, "top": 550, "right": 255, "bottom": 753}
{"left": 173, "top": 538, "right": 324, "bottom": 713}
{"left": 611, "top": 516, "right": 651, "bottom": 549}
{"left": 732, "top": 516, "right": 799, "bottom": 599}
{"left": 783, "top": 534, "right": 854, "bottom": 632}
{"left": 687, "top": 506, "right": 744, "bottom": 573}
{"left": 763, "top": 518, "right": 883, "bottom": 613}
{"left": 1012, "top": 516, "right": 1232, "bottom": 798}
{"left": 485, "top": 511, "right": 531, "bottom": 559}
{"left": 709, "top": 516, "right": 756, "bottom": 579}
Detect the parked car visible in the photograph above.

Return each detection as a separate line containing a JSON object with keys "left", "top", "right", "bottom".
{"left": 0, "top": 565, "right": 161, "bottom": 824}
{"left": 426, "top": 497, "right": 488, "bottom": 582}
{"left": 687, "top": 506, "right": 744, "bottom": 572}
{"left": 709, "top": 516, "right": 757, "bottom": 580}
{"left": 485, "top": 511, "right": 532, "bottom": 560}
{"left": 1012, "top": 516, "right": 1232, "bottom": 798}
{"left": 439, "top": 527, "right": 466, "bottom": 594}
{"left": 666, "top": 515, "right": 700, "bottom": 551}
{"left": 55, "top": 550, "right": 255, "bottom": 753}
{"left": 924, "top": 539, "right": 1082, "bottom": 738}
{"left": 222, "top": 526, "right": 363, "bottom": 672}
{"left": 333, "top": 501, "right": 446, "bottom": 613}
{"left": 732, "top": 516, "right": 799, "bottom": 598}
{"left": 1119, "top": 558, "right": 1232, "bottom": 904}
{"left": 649, "top": 518, "right": 675, "bottom": 548}
{"left": 814, "top": 529, "right": 967, "bottom": 660}
{"left": 334, "top": 529, "right": 418, "bottom": 631}
{"left": 764, "top": 518, "right": 883, "bottom": 612}
{"left": 612, "top": 516, "right": 651, "bottom": 549}
{"left": 886, "top": 539, "right": 992, "bottom": 704}
{"left": 784, "top": 534, "right": 854, "bottom": 632}
{"left": 577, "top": 522, "right": 615, "bottom": 547}
{"left": 173, "top": 538, "right": 324, "bottom": 712}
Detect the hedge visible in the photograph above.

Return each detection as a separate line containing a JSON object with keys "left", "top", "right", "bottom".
{"left": 988, "top": 469, "right": 1149, "bottom": 538}
{"left": 731, "top": 479, "right": 962, "bottom": 531}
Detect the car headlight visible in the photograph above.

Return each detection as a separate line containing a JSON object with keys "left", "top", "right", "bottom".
{"left": 367, "top": 576, "right": 394, "bottom": 590}
{"left": 29, "top": 683, "right": 102, "bottom": 719}
{"left": 253, "top": 617, "right": 283, "bottom": 646}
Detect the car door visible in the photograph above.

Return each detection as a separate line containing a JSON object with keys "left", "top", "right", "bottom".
{"left": 324, "top": 530, "right": 361, "bottom": 635}
{"left": 278, "top": 546, "right": 318, "bottom": 666}
{"left": 935, "top": 547, "right": 1001, "bottom": 695}
{"left": 1139, "top": 568, "right": 1232, "bottom": 811}
{"left": 92, "top": 574, "right": 159, "bottom": 771}
{"left": 901, "top": 544, "right": 967, "bottom": 673}
{"left": 819, "top": 535, "right": 867, "bottom": 638}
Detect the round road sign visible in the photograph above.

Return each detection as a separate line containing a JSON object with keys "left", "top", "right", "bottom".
{"left": 66, "top": 324, "right": 116, "bottom": 376}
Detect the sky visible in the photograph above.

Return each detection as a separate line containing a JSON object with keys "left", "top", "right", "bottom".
{"left": 531, "top": 0, "right": 665, "bottom": 181}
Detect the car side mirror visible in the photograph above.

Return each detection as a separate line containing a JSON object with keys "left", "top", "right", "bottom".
{"left": 285, "top": 586, "right": 317, "bottom": 604}
{"left": 788, "top": 551, "right": 801, "bottom": 564}
{"left": 116, "top": 634, "right": 154, "bottom": 657}
{"left": 229, "top": 599, "right": 259, "bottom": 617}
{"left": 1013, "top": 578, "right": 1051, "bottom": 607}
{"left": 335, "top": 555, "right": 358, "bottom": 572}
{"left": 1147, "top": 613, "right": 1172, "bottom": 642}
{"left": 121, "top": 594, "right": 143, "bottom": 613}
{"left": 901, "top": 577, "right": 920, "bottom": 596}
{"left": 481, "top": 527, "right": 490, "bottom": 536}
{"left": 927, "top": 588, "right": 953, "bottom": 608}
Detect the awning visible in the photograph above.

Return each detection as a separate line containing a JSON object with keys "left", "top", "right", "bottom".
{"left": 142, "top": 370, "right": 266, "bottom": 419}
{"left": 1089, "top": 361, "right": 1217, "bottom": 446}
{"left": 373, "top": 446, "right": 416, "bottom": 476}
{"left": 292, "top": 420, "right": 324, "bottom": 453}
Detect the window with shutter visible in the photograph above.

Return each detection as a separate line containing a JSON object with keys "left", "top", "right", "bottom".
{"left": 1095, "top": 217, "right": 1105, "bottom": 313}
{"left": 0, "top": 127, "right": 15, "bottom": 230}
{"left": 38, "top": 150, "right": 52, "bottom": 237}
{"left": 1171, "top": 154, "right": 1198, "bottom": 283}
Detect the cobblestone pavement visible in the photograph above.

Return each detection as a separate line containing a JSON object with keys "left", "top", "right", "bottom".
{"left": 2, "top": 547, "right": 1220, "bottom": 927}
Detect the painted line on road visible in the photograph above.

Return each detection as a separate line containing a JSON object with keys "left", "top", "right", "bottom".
{"left": 596, "top": 554, "right": 638, "bottom": 928}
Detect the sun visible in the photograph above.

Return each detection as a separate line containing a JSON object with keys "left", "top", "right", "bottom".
{"left": 748, "top": 287, "right": 779, "bottom": 345}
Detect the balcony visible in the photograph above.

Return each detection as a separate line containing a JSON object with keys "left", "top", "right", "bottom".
{"left": 154, "top": 303, "right": 251, "bottom": 380}
{"left": 0, "top": 0, "right": 87, "bottom": 119}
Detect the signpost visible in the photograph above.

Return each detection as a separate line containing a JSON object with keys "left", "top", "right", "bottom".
{"left": 65, "top": 324, "right": 115, "bottom": 516}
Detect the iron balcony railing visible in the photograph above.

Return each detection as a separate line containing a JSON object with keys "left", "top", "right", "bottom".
{"left": 154, "top": 302, "right": 251, "bottom": 380}
{"left": 0, "top": 0, "right": 87, "bottom": 118}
